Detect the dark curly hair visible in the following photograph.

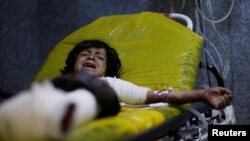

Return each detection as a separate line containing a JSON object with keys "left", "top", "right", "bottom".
{"left": 60, "top": 39, "right": 121, "bottom": 77}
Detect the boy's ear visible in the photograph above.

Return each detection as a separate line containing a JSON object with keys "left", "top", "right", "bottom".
{"left": 60, "top": 102, "right": 76, "bottom": 133}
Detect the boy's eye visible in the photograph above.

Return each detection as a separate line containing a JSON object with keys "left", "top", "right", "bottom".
{"left": 97, "top": 56, "right": 105, "bottom": 60}
{"left": 79, "top": 52, "right": 89, "bottom": 56}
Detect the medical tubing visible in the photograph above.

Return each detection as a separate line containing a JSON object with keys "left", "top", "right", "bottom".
{"left": 194, "top": 0, "right": 235, "bottom": 23}
{"left": 195, "top": 1, "right": 229, "bottom": 79}
{"left": 207, "top": 0, "right": 231, "bottom": 78}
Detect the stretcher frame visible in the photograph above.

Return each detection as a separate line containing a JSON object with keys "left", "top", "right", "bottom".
{"left": 31, "top": 12, "right": 236, "bottom": 141}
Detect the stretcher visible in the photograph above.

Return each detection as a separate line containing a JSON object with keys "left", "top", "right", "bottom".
{"left": 33, "top": 11, "right": 235, "bottom": 141}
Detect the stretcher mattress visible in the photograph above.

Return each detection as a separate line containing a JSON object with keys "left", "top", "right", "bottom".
{"left": 33, "top": 12, "right": 204, "bottom": 141}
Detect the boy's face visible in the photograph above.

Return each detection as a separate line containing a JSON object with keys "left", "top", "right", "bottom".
{"left": 74, "top": 47, "right": 107, "bottom": 77}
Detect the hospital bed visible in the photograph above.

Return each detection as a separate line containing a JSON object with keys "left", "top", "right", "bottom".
{"left": 33, "top": 11, "right": 235, "bottom": 141}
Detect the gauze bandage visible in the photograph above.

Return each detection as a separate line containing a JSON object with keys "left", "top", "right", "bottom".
{"left": 101, "top": 77, "right": 149, "bottom": 104}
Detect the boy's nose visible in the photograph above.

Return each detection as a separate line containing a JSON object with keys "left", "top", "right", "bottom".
{"left": 88, "top": 54, "right": 95, "bottom": 60}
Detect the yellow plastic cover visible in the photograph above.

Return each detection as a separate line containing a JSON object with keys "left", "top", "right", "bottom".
{"left": 66, "top": 106, "right": 182, "bottom": 141}
{"left": 34, "top": 11, "right": 203, "bottom": 91}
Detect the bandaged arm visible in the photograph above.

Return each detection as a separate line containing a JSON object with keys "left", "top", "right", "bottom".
{"left": 101, "top": 77, "right": 180, "bottom": 105}
{"left": 101, "top": 77, "right": 150, "bottom": 104}
{"left": 101, "top": 77, "right": 232, "bottom": 108}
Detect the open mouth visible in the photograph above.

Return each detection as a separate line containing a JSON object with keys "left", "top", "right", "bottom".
{"left": 82, "top": 63, "right": 96, "bottom": 69}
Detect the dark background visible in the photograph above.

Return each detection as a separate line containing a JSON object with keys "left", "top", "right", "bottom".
{"left": 1, "top": 0, "right": 249, "bottom": 124}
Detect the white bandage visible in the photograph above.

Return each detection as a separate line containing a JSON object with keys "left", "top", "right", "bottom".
{"left": 101, "top": 77, "right": 149, "bottom": 104}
